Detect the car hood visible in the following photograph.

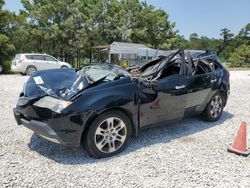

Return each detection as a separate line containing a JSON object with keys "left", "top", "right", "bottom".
{"left": 24, "top": 68, "right": 89, "bottom": 100}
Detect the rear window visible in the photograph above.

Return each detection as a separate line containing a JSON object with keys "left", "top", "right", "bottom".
{"left": 204, "top": 55, "right": 223, "bottom": 70}
{"left": 14, "top": 54, "right": 21, "bottom": 60}
{"left": 25, "top": 55, "right": 33, "bottom": 60}
{"left": 32, "top": 55, "right": 45, "bottom": 61}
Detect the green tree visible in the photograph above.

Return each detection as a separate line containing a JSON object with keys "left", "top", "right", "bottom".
{"left": 218, "top": 28, "right": 234, "bottom": 60}
{"left": 232, "top": 23, "right": 250, "bottom": 49}
{"left": 21, "top": 0, "right": 88, "bottom": 65}
{"left": 127, "top": 1, "right": 178, "bottom": 49}
{"left": 18, "top": 0, "right": 178, "bottom": 64}
{"left": 238, "top": 23, "right": 250, "bottom": 43}
{"left": 228, "top": 44, "right": 250, "bottom": 67}
{"left": 189, "top": 33, "right": 199, "bottom": 40}
{"left": 0, "top": 0, "right": 15, "bottom": 68}
{"left": 220, "top": 28, "right": 234, "bottom": 45}
{"left": 188, "top": 33, "right": 201, "bottom": 49}
{"left": 3, "top": 0, "right": 248, "bottom": 68}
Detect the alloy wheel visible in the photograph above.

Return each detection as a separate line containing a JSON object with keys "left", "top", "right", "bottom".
{"left": 94, "top": 117, "right": 127, "bottom": 153}
{"left": 210, "top": 95, "right": 223, "bottom": 118}
{"left": 27, "top": 67, "right": 36, "bottom": 76}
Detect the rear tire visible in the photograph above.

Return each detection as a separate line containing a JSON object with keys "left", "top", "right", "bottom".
{"left": 83, "top": 110, "right": 132, "bottom": 158}
{"left": 201, "top": 92, "right": 224, "bottom": 122}
{"left": 61, "top": 66, "right": 68, "bottom": 69}
{"left": 25, "top": 66, "right": 37, "bottom": 76}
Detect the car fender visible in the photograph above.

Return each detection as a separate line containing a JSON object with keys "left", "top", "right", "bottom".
{"left": 196, "top": 78, "right": 227, "bottom": 113}
{"left": 65, "top": 80, "right": 139, "bottom": 138}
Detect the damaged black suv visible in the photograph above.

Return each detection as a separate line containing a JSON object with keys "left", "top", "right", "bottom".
{"left": 14, "top": 50, "right": 230, "bottom": 158}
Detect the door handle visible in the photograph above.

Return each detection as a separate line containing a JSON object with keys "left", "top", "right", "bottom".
{"left": 211, "top": 79, "right": 217, "bottom": 83}
{"left": 175, "top": 85, "right": 186, "bottom": 90}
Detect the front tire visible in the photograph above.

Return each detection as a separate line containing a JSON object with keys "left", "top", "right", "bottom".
{"left": 83, "top": 110, "right": 132, "bottom": 158}
{"left": 202, "top": 92, "right": 224, "bottom": 122}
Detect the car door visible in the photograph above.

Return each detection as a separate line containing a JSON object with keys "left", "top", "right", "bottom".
{"left": 44, "top": 55, "right": 60, "bottom": 69}
{"left": 139, "top": 72, "right": 188, "bottom": 127}
{"left": 185, "top": 61, "right": 216, "bottom": 116}
{"left": 32, "top": 55, "right": 47, "bottom": 71}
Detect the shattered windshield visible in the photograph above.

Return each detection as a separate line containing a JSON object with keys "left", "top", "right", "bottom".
{"left": 77, "top": 64, "right": 131, "bottom": 83}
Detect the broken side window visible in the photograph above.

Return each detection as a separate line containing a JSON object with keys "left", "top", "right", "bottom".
{"left": 192, "top": 59, "right": 214, "bottom": 75}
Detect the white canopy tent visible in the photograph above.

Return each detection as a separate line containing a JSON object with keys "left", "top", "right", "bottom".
{"left": 109, "top": 42, "right": 148, "bottom": 54}
{"left": 108, "top": 42, "right": 167, "bottom": 64}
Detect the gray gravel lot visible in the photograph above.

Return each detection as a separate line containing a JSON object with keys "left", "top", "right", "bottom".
{"left": 0, "top": 71, "right": 250, "bottom": 188}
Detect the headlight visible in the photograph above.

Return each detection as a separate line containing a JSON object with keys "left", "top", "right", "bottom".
{"left": 33, "top": 96, "right": 72, "bottom": 113}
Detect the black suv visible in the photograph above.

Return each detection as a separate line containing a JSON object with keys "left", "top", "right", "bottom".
{"left": 14, "top": 50, "right": 230, "bottom": 158}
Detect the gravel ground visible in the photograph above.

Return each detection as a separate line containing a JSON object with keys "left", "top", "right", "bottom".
{"left": 0, "top": 71, "right": 250, "bottom": 188}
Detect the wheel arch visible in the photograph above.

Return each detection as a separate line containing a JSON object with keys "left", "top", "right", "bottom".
{"left": 25, "top": 65, "right": 37, "bottom": 74}
{"left": 217, "top": 89, "right": 227, "bottom": 107}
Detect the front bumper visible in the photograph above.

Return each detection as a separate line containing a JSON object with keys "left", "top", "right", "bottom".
{"left": 14, "top": 108, "right": 64, "bottom": 144}
{"left": 13, "top": 104, "right": 86, "bottom": 147}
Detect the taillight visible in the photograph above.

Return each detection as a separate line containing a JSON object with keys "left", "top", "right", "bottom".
{"left": 226, "top": 69, "right": 230, "bottom": 78}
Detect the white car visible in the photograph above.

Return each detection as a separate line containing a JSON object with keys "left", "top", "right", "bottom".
{"left": 11, "top": 53, "right": 71, "bottom": 76}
